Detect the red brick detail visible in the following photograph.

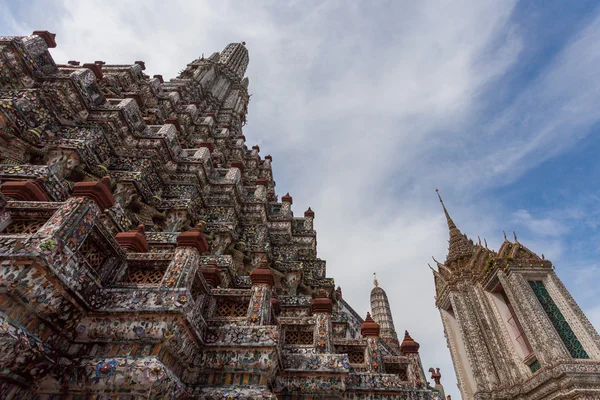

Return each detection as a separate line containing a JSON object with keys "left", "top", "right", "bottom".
{"left": 304, "top": 207, "right": 315, "bottom": 218}
{"left": 176, "top": 228, "right": 209, "bottom": 254}
{"left": 134, "top": 61, "right": 146, "bottom": 70}
{"left": 32, "top": 31, "right": 56, "bottom": 48}
{"left": 199, "top": 142, "right": 215, "bottom": 153}
{"left": 82, "top": 63, "right": 103, "bottom": 80}
{"left": 282, "top": 193, "right": 293, "bottom": 204}
{"left": 256, "top": 178, "right": 268, "bottom": 187}
{"left": 361, "top": 312, "right": 380, "bottom": 337}
{"left": 399, "top": 330, "right": 420, "bottom": 354}
{"left": 115, "top": 224, "right": 148, "bottom": 253}
{"left": 249, "top": 261, "right": 275, "bottom": 286}
{"left": 231, "top": 162, "right": 244, "bottom": 171}
{"left": 207, "top": 112, "right": 218, "bottom": 122}
{"left": 0, "top": 179, "right": 49, "bottom": 202}
{"left": 202, "top": 267, "right": 222, "bottom": 288}
{"left": 72, "top": 177, "right": 115, "bottom": 210}
{"left": 264, "top": 155, "right": 272, "bottom": 161}
{"left": 252, "top": 145, "right": 260, "bottom": 152}
{"left": 125, "top": 93, "right": 144, "bottom": 109}
{"left": 67, "top": 61, "right": 80, "bottom": 66}
{"left": 153, "top": 74, "right": 164, "bottom": 83}
{"left": 311, "top": 289, "right": 333, "bottom": 314}
{"left": 165, "top": 118, "right": 182, "bottom": 132}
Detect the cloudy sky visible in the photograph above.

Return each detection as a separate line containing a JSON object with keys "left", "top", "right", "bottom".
{"left": 4, "top": 0, "right": 600, "bottom": 397}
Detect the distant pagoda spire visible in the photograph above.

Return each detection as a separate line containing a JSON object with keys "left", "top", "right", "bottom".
{"left": 436, "top": 189, "right": 475, "bottom": 266}
{"left": 370, "top": 274, "right": 400, "bottom": 352}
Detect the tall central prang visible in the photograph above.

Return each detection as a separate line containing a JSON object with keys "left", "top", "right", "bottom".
{"left": 0, "top": 31, "right": 446, "bottom": 399}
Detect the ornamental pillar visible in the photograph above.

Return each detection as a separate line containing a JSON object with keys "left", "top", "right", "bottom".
{"left": 361, "top": 312, "right": 383, "bottom": 373}
{"left": 304, "top": 207, "right": 314, "bottom": 230}
{"left": 312, "top": 289, "right": 334, "bottom": 353}
{"left": 247, "top": 260, "right": 275, "bottom": 325}
{"left": 164, "top": 224, "right": 210, "bottom": 288}
{"left": 400, "top": 330, "right": 429, "bottom": 390}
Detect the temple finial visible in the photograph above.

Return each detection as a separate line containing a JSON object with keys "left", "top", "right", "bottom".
{"left": 436, "top": 189, "right": 456, "bottom": 230}
{"left": 513, "top": 231, "right": 518, "bottom": 242}
{"left": 373, "top": 272, "right": 379, "bottom": 287}
{"left": 436, "top": 189, "right": 475, "bottom": 264}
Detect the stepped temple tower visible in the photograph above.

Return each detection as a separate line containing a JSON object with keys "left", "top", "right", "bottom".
{"left": 0, "top": 31, "right": 447, "bottom": 399}
{"left": 432, "top": 190, "right": 600, "bottom": 399}
{"left": 371, "top": 273, "right": 401, "bottom": 353}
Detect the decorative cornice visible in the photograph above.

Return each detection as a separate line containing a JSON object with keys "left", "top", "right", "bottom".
{"left": 71, "top": 177, "right": 115, "bottom": 210}
{"left": 32, "top": 30, "right": 56, "bottom": 48}
{"left": 1, "top": 179, "right": 49, "bottom": 202}
{"left": 311, "top": 289, "right": 333, "bottom": 314}
{"left": 115, "top": 224, "right": 149, "bottom": 253}
{"left": 399, "top": 330, "right": 420, "bottom": 354}
{"left": 249, "top": 260, "right": 275, "bottom": 286}
{"left": 176, "top": 225, "right": 209, "bottom": 254}
{"left": 361, "top": 312, "right": 380, "bottom": 337}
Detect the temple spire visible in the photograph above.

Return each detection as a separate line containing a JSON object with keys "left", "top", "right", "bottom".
{"left": 436, "top": 188, "right": 456, "bottom": 230}
{"left": 370, "top": 277, "right": 400, "bottom": 353}
{"left": 435, "top": 189, "right": 475, "bottom": 265}
{"left": 219, "top": 42, "right": 249, "bottom": 79}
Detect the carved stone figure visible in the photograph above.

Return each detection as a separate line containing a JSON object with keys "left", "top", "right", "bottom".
{"left": 128, "top": 194, "right": 166, "bottom": 230}
{"left": 429, "top": 367, "right": 441, "bottom": 385}
{"left": 225, "top": 241, "right": 252, "bottom": 275}
{"left": 0, "top": 124, "right": 53, "bottom": 165}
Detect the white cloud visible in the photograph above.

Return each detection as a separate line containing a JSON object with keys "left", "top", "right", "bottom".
{"left": 510, "top": 209, "right": 568, "bottom": 237}
{"left": 6, "top": 1, "right": 600, "bottom": 398}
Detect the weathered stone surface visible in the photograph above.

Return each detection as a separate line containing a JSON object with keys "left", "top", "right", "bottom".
{"left": 0, "top": 34, "right": 440, "bottom": 399}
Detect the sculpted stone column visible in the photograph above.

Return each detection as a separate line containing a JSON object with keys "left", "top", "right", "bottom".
{"left": 247, "top": 260, "right": 275, "bottom": 325}
{"left": 361, "top": 312, "right": 383, "bottom": 373}
{"left": 167, "top": 224, "right": 210, "bottom": 289}
{"left": 312, "top": 289, "right": 334, "bottom": 353}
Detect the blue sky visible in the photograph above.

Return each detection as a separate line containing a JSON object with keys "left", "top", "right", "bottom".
{"left": 4, "top": 1, "right": 600, "bottom": 397}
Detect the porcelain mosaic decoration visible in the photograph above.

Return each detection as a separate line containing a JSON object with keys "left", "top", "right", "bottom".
{"left": 431, "top": 191, "right": 600, "bottom": 399}
{"left": 0, "top": 32, "right": 446, "bottom": 399}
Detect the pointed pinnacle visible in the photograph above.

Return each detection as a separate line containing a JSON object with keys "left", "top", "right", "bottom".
{"left": 432, "top": 256, "right": 452, "bottom": 274}
{"left": 436, "top": 188, "right": 456, "bottom": 230}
